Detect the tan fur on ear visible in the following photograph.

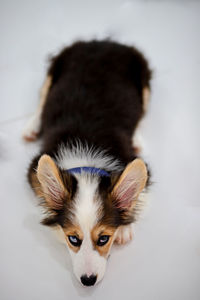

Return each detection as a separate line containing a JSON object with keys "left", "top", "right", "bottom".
{"left": 112, "top": 159, "right": 147, "bottom": 209}
{"left": 37, "top": 155, "right": 66, "bottom": 210}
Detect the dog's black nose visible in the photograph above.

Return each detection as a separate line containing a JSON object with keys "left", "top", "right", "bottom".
{"left": 80, "top": 274, "right": 97, "bottom": 286}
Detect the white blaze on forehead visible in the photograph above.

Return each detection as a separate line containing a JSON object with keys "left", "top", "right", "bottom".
{"left": 65, "top": 174, "right": 110, "bottom": 284}
{"left": 74, "top": 175, "right": 102, "bottom": 231}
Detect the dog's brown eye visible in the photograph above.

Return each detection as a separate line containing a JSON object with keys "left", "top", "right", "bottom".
{"left": 97, "top": 235, "right": 110, "bottom": 246}
{"left": 68, "top": 235, "right": 82, "bottom": 247}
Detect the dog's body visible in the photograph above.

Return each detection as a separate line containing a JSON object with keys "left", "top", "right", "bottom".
{"left": 24, "top": 40, "right": 151, "bottom": 286}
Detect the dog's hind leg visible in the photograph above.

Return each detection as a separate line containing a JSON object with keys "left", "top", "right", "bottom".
{"left": 142, "top": 86, "right": 150, "bottom": 113}
{"left": 132, "top": 86, "right": 150, "bottom": 154}
{"left": 23, "top": 75, "right": 52, "bottom": 142}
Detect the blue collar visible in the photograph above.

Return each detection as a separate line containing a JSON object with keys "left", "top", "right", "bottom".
{"left": 66, "top": 166, "right": 110, "bottom": 177}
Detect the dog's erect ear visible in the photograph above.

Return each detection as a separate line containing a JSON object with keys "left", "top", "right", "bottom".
{"left": 37, "top": 155, "right": 66, "bottom": 210}
{"left": 112, "top": 159, "right": 147, "bottom": 210}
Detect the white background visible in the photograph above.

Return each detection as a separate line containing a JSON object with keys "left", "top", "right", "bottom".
{"left": 0, "top": 1, "right": 200, "bottom": 299}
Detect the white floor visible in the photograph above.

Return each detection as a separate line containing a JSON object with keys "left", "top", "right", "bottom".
{"left": 0, "top": 1, "right": 200, "bottom": 299}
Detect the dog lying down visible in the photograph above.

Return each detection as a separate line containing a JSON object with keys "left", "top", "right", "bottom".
{"left": 23, "top": 40, "right": 151, "bottom": 286}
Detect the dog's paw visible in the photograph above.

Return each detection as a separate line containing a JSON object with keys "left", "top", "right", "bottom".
{"left": 22, "top": 114, "right": 40, "bottom": 142}
{"left": 115, "top": 225, "right": 133, "bottom": 245}
{"left": 23, "top": 131, "right": 38, "bottom": 142}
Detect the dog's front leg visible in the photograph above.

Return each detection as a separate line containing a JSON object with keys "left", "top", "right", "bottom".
{"left": 115, "top": 225, "right": 133, "bottom": 245}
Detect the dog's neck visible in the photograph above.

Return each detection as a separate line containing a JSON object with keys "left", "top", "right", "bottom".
{"left": 56, "top": 142, "right": 123, "bottom": 173}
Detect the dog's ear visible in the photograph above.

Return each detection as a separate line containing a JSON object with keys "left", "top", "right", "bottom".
{"left": 111, "top": 159, "right": 147, "bottom": 211}
{"left": 37, "top": 155, "right": 66, "bottom": 210}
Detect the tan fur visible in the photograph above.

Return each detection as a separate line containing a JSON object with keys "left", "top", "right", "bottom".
{"left": 63, "top": 225, "right": 83, "bottom": 253}
{"left": 131, "top": 87, "right": 150, "bottom": 154}
{"left": 62, "top": 223, "right": 117, "bottom": 256}
{"left": 91, "top": 225, "right": 116, "bottom": 257}
{"left": 29, "top": 170, "right": 42, "bottom": 197}
{"left": 52, "top": 225, "right": 68, "bottom": 244}
{"left": 142, "top": 86, "right": 150, "bottom": 112}
{"left": 39, "top": 75, "right": 52, "bottom": 110}
{"left": 23, "top": 75, "right": 52, "bottom": 142}
{"left": 112, "top": 158, "right": 147, "bottom": 208}
{"left": 37, "top": 155, "right": 67, "bottom": 209}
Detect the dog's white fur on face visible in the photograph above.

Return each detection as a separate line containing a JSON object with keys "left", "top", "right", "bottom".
{"left": 57, "top": 151, "right": 117, "bottom": 284}
{"left": 73, "top": 176, "right": 102, "bottom": 229}
{"left": 68, "top": 232, "right": 108, "bottom": 284}
{"left": 72, "top": 176, "right": 104, "bottom": 283}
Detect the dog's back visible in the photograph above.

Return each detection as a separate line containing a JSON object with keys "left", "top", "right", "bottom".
{"left": 40, "top": 40, "right": 151, "bottom": 164}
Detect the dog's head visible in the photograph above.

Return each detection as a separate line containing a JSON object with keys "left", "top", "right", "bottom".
{"left": 36, "top": 155, "right": 147, "bottom": 286}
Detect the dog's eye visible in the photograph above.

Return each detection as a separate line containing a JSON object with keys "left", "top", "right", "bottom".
{"left": 97, "top": 235, "right": 110, "bottom": 246}
{"left": 68, "top": 235, "right": 82, "bottom": 247}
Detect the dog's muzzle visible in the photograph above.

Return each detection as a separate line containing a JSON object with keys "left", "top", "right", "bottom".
{"left": 80, "top": 274, "right": 97, "bottom": 286}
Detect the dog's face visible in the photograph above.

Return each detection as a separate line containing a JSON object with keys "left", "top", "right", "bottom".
{"left": 63, "top": 223, "right": 117, "bottom": 285}
{"left": 36, "top": 155, "right": 147, "bottom": 286}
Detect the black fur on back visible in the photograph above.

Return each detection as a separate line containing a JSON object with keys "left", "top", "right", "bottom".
{"left": 27, "top": 40, "right": 151, "bottom": 227}
{"left": 38, "top": 40, "right": 151, "bottom": 165}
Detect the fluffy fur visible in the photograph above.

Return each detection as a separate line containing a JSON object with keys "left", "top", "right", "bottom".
{"left": 25, "top": 40, "right": 151, "bottom": 286}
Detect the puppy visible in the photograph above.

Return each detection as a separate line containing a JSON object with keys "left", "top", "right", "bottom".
{"left": 23, "top": 40, "right": 151, "bottom": 286}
